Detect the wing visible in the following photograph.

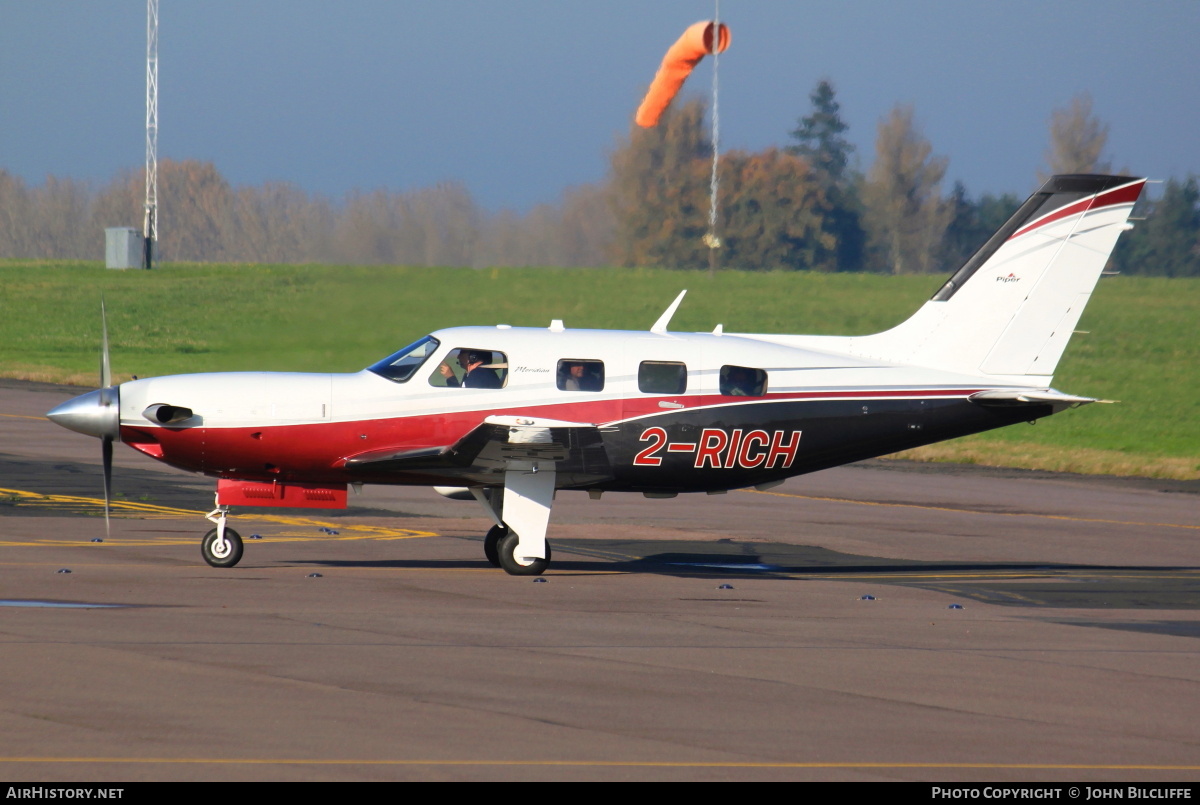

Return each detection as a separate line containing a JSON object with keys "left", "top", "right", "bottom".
{"left": 342, "top": 415, "right": 614, "bottom": 488}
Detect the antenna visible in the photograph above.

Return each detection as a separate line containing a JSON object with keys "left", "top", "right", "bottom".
{"left": 143, "top": 0, "right": 158, "bottom": 269}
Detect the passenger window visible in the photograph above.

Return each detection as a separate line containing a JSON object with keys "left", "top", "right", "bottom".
{"left": 557, "top": 360, "right": 604, "bottom": 392}
{"left": 720, "top": 365, "right": 767, "bottom": 396}
{"left": 638, "top": 361, "right": 687, "bottom": 394}
{"left": 430, "top": 348, "right": 508, "bottom": 389}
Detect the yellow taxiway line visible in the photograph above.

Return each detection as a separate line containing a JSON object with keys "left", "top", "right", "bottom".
{"left": 0, "top": 486, "right": 437, "bottom": 545}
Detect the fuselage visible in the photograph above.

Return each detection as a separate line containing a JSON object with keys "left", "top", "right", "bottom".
{"left": 108, "top": 325, "right": 1045, "bottom": 493}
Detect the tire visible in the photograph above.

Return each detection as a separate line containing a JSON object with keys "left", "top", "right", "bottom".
{"left": 202, "top": 526, "right": 244, "bottom": 568}
{"left": 484, "top": 524, "right": 507, "bottom": 567}
{"left": 497, "top": 531, "right": 550, "bottom": 576}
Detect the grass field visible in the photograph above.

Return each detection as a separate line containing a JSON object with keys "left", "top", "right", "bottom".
{"left": 2, "top": 260, "right": 1196, "bottom": 479}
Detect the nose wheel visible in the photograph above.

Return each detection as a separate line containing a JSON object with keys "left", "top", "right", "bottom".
{"left": 202, "top": 501, "right": 244, "bottom": 568}
{"left": 202, "top": 526, "right": 243, "bottom": 568}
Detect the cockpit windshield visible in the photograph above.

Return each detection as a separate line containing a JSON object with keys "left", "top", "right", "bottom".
{"left": 367, "top": 335, "right": 440, "bottom": 382}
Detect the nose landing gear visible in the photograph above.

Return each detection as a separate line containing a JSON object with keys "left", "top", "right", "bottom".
{"left": 202, "top": 502, "right": 243, "bottom": 568}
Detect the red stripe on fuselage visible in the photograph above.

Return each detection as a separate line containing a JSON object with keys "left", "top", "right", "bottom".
{"left": 120, "top": 387, "right": 983, "bottom": 482}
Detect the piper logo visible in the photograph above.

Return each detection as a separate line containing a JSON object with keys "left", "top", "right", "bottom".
{"left": 996, "top": 273, "right": 1020, "bottom": 283}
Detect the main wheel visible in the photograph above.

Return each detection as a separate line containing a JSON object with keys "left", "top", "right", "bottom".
{"left": 202, "top": 527, "right": 244, "bottom": 568}
{"left": 497, "top": 531, "right": 551, "bottom": 576}
{"left": 484, "top": 524, "right": 507, "bottom": 567}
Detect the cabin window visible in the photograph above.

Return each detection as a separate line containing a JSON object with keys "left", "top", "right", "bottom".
{"left": 367, "top": 335, "right": 440, "bottom": 383}
{"left": 557, "top": 360, "right": 604, "bottom": 392}
{"left": 638, "top": 361, "right": 687, "bottom": 394}
{"left": 430, "top": 348, "right": 508, "bottom": 389}
{"left": 720, "top": 365, "right": 767, "bottom": 396}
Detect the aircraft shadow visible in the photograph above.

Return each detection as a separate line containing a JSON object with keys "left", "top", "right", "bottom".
{"left": 290, "top": 538, "right": 1200, "bottom": 610}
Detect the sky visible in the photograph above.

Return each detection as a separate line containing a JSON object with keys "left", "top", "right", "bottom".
{"left": 2, "top": 1, "right": 1198, "bottom": 212}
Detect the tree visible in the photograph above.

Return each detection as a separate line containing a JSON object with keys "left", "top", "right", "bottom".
{"left": 0, "top": 170, "right": 34, "bottom": 258}
{"left": 1040, "top": 92, "right": 1111, "bottom": 180}
{"left": 1109, "top": 176, "right": 1200, "bottom": 277}
{"left": 90, "top": 169, "right": 144, "bottom": 256}
{"left": 787, "top": 78, "right": 854, "bottom": 187}
{"left": 158, "top": 159, "right": 235, "bottom": 261}
{"left": 860, "top": 105, "right": 952, "bottom": 274}
{"left": 939, "top": 182, "right": 1021, "bottom": 271}
{"left": 0, "top": 171, "right": 94, "bottom": 259}
{"left": 786, "top": 79, "right": 864, "bottom": 271}
{"left": 609, "top": 98, "right": 712, "bottom": 268}
{"left": 717, "top": 148, "right": 833, "bottom": 270}
{"left": 231, "top": 182, "right": 333, "bottom": 264}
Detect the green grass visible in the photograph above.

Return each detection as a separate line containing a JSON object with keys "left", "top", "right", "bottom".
{"left": 2, "top": 260, "right": 1196, "bottom": 478}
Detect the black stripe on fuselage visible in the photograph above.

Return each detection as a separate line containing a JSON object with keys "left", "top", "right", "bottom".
{"left": 594, "top": 396, "right": 1052, "bottom": 493}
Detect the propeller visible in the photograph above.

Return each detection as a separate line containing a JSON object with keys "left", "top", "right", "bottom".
{"left": 99, "top": 298, "right": 115, "bottom": 536}
{"left": 46, "top": 299, "right": 121, "bottom": 537}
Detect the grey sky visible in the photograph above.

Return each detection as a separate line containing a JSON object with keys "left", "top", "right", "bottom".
{"left": 2, "top": 1, "right": 1197, "bottom": 211}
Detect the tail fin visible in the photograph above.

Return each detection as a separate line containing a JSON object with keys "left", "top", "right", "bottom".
{"left": 850, "top": 174, "right": 1145, "bottom": 381}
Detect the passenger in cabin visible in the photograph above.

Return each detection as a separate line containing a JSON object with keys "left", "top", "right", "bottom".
{"left": 439, "top": 350, "right": 503, "bottom": 389}
{"left": 558, "top": 360, "right": 603, "bottom": 392}
{"left": 721, "top": 366, "right": 764, "bottom": 396}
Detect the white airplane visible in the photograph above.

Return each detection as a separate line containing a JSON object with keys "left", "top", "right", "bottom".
{"left": 48, "top": 174, "right": 1145, "bottom": 575}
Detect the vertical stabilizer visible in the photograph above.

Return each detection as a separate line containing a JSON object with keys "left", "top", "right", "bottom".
{"left": 848, "top": 174, "right": 1145, "bottom": 382}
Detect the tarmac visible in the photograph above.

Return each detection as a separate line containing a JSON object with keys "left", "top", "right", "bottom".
{"left": 1, "top": 379, "right": 1198, "bottom": 781}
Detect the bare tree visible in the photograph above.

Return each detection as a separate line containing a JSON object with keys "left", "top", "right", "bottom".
{"left": 90, "top": 169, "right": 144, "bottom": 254}
{"left": 1040, "top": 92, "right": 1111, "bottom": 181}
{"left": 152, "top": 160, "right": 236, "bottom": 261}
{"left": 0, "top": 172, "right": 94, "bottom": 259}
{"left": 32, "top": 176, "right": 94, "bottom": 258}
{"left": 860, "top": 105, "right": 952, "bottom": 274}
{"left": 231, "top": 182, "right": 333, "bottom": 264}
{"left": 3, "top": 160, "right": 612, "bottom": 267}
{"left": 0, "top": 170, "right": 34, "bottom": 258}
{"left": 554, "top": 183, "right": 615, "bottom": 267}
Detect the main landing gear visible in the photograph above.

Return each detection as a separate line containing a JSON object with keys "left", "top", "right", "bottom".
{"left": 483, "top": 523, "right": 552, "bottom": 576}
{"left": 471, "top": 457, "right": 557, "bottom": 577}
{"left": 202, "top": 502, "right": 243, "bottom": 568}
{"left": 497, "top": 530, "right": 551, "bottom": 576}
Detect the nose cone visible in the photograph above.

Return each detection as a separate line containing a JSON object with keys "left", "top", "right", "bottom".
{"left": 47, "top": 388, "right": 121, "bottom": 440}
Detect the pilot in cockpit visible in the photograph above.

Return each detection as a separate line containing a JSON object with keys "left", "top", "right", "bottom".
{"left": 439, "top": 350, "right": 503, "bottom": 389}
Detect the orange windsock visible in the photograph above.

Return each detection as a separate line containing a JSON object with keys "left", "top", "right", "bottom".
{"left": 635, "top": 21, "right": 731, "bottom": 128}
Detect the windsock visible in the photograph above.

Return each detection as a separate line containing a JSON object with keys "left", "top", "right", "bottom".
{"left": 635, "top": 21, "right": 731, "bottom": 128}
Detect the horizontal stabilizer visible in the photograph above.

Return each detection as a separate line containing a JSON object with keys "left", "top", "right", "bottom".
{"left": 969, "top": 389, "right": 1111, "bottom": 408}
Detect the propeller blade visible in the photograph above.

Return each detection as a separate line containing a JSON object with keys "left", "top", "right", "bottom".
{"left": 100, "top": 297, "right": 112, "bottom": 390}
{"left": 102, "top": 435, "right": 113, "bottom": 538}
{"left": 101, "top": 298, "right": 115, "bottom": 538}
